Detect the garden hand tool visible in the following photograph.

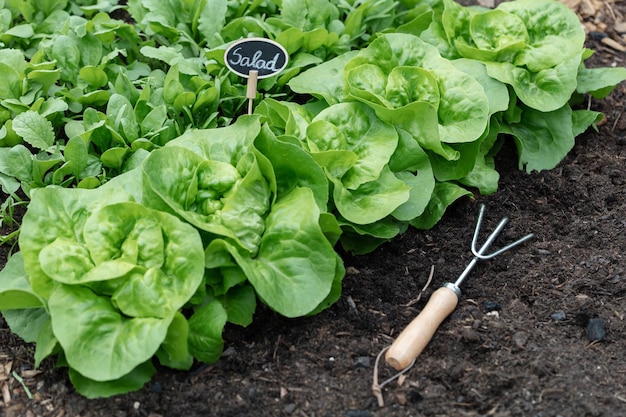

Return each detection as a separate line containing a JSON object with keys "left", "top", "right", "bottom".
{"left": 385, "top": 204, "right": 534, "bottom": 371}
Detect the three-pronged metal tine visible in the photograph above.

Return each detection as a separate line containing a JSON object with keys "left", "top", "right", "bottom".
{"left": 453, "top": 204, "right": 534, "bottom": 289}
{"left": 471, "top": 204, "right": 535, "bottom": 260}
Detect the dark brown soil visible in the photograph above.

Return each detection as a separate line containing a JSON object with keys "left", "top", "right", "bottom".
{"left": 2, "top": 2, "right": 626, "bottom": 416}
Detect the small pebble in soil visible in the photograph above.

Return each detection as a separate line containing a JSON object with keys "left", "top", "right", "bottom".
{"left": 587, "top": 318, "right": 607, "bottom": 342}
{"left": 283, "top": 403, "right": 297, "bottom": 414}
{"left": 353, "top": 356, "right": 371, "bottom": 368}
{"left": 551, "top": 310, "right": 567, "bottom": 321}
{"left": 483, "top": 300, "right": 501, "bottom": 312}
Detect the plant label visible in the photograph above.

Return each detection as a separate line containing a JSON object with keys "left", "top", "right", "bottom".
{"left": 224, "top": 38, "right": 289, "bottom": 79}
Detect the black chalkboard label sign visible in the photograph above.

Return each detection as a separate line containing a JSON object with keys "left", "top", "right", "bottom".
{"left": 224, "top": 38, "right": 289, "bottom": 79}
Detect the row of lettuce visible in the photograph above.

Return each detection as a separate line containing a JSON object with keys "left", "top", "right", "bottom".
{"left": 1, "top": 0, "right": 625, "bottom": 398}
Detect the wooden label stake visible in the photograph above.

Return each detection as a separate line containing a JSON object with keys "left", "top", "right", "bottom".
{"left": 247, "top": 70, "right": 258, "bottom": 115}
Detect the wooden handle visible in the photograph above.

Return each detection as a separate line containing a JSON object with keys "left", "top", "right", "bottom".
{"left": 385, "top": 286, "right": 459, "bottom": 370}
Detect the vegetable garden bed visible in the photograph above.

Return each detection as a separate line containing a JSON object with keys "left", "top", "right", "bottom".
{"left": 2, "top": 0, "right": 626, "bottom": 415}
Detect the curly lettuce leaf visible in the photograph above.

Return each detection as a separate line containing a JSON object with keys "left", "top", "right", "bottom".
{"left": 438, "top": 0, "right": 586, "bottom": 113}
{"left": 307, "top": 102, "right": 398, "bottom": 189}
{"left": 306, "top": 102, "right": 412, "bottom": 224}
{"left": 205, "top": 187, "right": 339, "bottom": 318}
{"left": 255, "top": 98, "right": 314, "bottom": 141}
{"left": 69, "top": 361, "right": 156, "bottom": 399}
{"left": 167, "top": 115, "right": 262, "bottom": 165}
{"left": 49, "top": 284, "right": 170, "bottom": 381}
{"left": 16, "top": 187, "right": 205, "bottom": 384}
{"left": 82, "top": 202, "right": 205, "bottom": 319}
{"left": 19, "top": 187, "right": 136, "bottom": 298}
{"left": 454, "top": 9, "right": 528, "bottom": 63}
{"left": 253, "top": 123, "right": 329, "bottom": 211}
{"left": 485, "top": 50, "right": 583, "bottom": 112}
{"left": 501, "top": 104, "right": 576, "bottom": 173}
{"left": 141, "top": 116, "right": 284, "bottom": 254}
{"left": 0, "top": 253, "right": 43, "bottom": 309}
{"left": 330, "top": 165, "right": 411, "bottom": 224}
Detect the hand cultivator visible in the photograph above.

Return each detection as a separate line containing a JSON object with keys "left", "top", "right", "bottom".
{"left": 373, "top": 204, "right": 534, "bottom": 405}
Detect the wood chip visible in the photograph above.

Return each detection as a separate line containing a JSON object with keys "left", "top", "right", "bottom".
{"left": 0, "top": 362, "right": 12, "bottom": 382}
{"left": 2, "top": 382, "right": 10, "bottom": 405}
{"left": 20, "top": 370, "right": 41, "bottom": 379}
{"left": 595, "top": 22, "right": 608, "bottom": 32}
{"left": 591, "top": 0, "right": 606, "bottom": 14}
{"left": 579, "top": 0, "right": 595, "bottom": 17}
{"left": 560, "top": 0, "right": 596, "bottom": 16}
{"left": 601, "top": 37, "right": 626, "bottom": 52}
{"left": 584, "top": 21, "right": 598, "bottom": 32}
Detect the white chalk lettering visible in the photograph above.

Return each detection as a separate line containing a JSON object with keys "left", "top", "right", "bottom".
{"left": 228, "top": 48, "right": 280, "bottom": 72}
{"left": 224, "top": 38, "right": 289, "bottom": 79}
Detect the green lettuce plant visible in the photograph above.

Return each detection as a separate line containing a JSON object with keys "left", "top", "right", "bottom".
{"left": 141, "top": 116, "right": 342, "bottom": 318}
{"left": 0, "top": 185, "right": 205, "bottom": 396}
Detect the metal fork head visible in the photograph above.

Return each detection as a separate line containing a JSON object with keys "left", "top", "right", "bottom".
{"left": 471, "top": 204, "right": 535, "bottom": 260}
{"left": 451, "top": 204, "right": 534, "bottom": 292}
